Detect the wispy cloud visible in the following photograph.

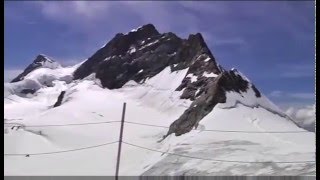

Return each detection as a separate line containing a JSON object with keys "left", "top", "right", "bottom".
{"left": 18, "top": 1, "right": 312, "bottom": 53}
{"left": 33, "top": 1, "right": 112, "bottom": 23}
{"left": 28, "top": 1, "right": 246, "bottom": 44}
{"left": 280, "top": 71, "right": 315, "bottom": 78}
{"left": 278, "top": 64, "right": 315, "bottom": 78}
{"left": 23, "top": 1, "right": 250, "bottom": 62}
{"left": 268, "top": 90, "right": 315, "bottom": 110}
{"left": 269, "top": 90, "right": 315, "bottom": 100}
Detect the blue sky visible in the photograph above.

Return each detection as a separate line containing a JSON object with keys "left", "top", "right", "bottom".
{"left": 4, "top": 1, "right": 315, "bottom": 109}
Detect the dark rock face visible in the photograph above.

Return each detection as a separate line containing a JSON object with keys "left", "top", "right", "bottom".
{"left": 20, "top": 89, "right": 36, "bottom": 95}
{"left": 53, "top": 91, "right": 66, "bottom": 107}
{"left": 251, "top": 84, "right": 261, "bottom": 98}
{"left": 73, "top": 24, "right": 221, "bottom": 91}
{"left": 74, "top": 24, "right": 161, "bottom": 81}
{"left": 164, "top": 70, "right": 251, "bottom": 137}
{"left": 11, "top": 55, "right": 56, "bottom": 83}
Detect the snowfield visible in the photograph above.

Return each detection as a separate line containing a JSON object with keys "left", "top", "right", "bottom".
{"left": 4, "top": 65, "right": 315, "bottom": 175}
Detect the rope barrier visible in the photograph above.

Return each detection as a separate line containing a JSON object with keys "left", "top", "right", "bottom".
{"left": 4, "top": 141, "right": 119, "bottom": 156}
{"left": 4, "top": 120, "right": 310, "bottom": 133}
{"left": 4, "top": 121, "right": 121, "bottom": 127}
{"left": 124, "top": 121, "right": 310, "bottom": 133}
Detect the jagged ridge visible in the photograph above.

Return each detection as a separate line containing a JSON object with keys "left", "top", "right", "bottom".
{"left": 71, "top": 24, "right": 266, "bottom": 136}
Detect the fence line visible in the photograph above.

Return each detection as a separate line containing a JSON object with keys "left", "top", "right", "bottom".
{"left": 4, "top": 141, "right": 119, "bottom": 156}
{"left": 4, "top": 97, "right": 20, "bottom": 103}
{"left": 4, "top": 120, "right": 311, "bottom": 133}
{"left": 124, "top": 121, "right": 310, "bottom": 133}
{"left": 4, "top": 121, "right": 121, "bottom": 127}
{"left": 125, "top": 121, "right": 169, "bottom": 129}
{"left": 122, "top": 141, "right": 316, "bottom": 164}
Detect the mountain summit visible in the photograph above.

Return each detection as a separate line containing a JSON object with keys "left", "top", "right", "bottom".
{"left": 4, "top": 24, "right": 314, "bottom": 175}
{"left": 11, "top": 54, "right": 60, "bottom": 83}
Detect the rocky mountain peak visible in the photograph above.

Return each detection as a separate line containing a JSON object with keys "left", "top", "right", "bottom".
{"left": 33, "top": 54, "right": 57, "bottom": 65}
{"left": 187, "top": 33, "right": 205, "bottom": 47}
{"left": 34, "top": 54, "right": 50, "bottom": 62}
{"left": 10, "top": 54, "right": 60, "bottom": 83}
{"left": 130, "top": 23, "right": 159, "bottom": 35}
{"left": 73, "top": 24, "right": 222, "bottom": 89}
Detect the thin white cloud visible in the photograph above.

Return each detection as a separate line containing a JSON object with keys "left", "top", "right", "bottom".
{"left": 26, "top": 1, "right": 313, "bottom": 49}
{"left": 269, "top": 90, "right": 315, "bottom": 100}
{"left": 278, "top": 63, "right": 315, "bottom": 78}
{"left": 269, "top": 90, "right": 283, "bottom": 97}
{"left": 280, "top": 72, "right": 315, "bottom": 78}
{"left": 213, "top": 37, "right": 247, "bottom": 46}
{"left": 288, "top": 93, "right": 315, "bottom": 99}
{"left": 33, "top": 1, "right": 112, "bottom": 23}
{"left": 17, "top": 1, "right": 313, "bottom": 40}
{"left": 28, "top": 1, "right": 245, "bottom": 45}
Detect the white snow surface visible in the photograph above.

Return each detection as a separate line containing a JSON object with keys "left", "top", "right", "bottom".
{"left": 204, "top": 57, "right": 211, "bottom": 62}
{"left": 139, "top": 40, "right": 160, "bottom": 51}
{"left": 41, "top": 58, "right": 61, "bottom": 69}
{"left": 34, "top": 55, "right": 61, "bottom": 69}
{"left": 203, "top": 71, "right": 218, "bottom": 78}
{"left": 4, "top": 64, "right": 76, "bottom": 98}
{"left": 130, "top": 26, "right": 143, "bottom": 33}
{"left": 4, "top": 65, "right": 315, "bottom": 175}
{"left": 186, "top": 73, "right": 198, "bottom": 83}
{"left": 128, "top": 47, "right": 136, "bottom": 54}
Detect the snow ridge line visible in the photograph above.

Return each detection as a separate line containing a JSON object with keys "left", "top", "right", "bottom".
{"left": 218, "top": 100, "right": 302, "bottom": 128}
{"left": 219, "top": 100, "right": 287, "bottom": 118}
{"left": 122, "top": 141, "right": 316, "bottom": 164}
{"left": 4, "top": 141, "right": 119, "bottom": 156}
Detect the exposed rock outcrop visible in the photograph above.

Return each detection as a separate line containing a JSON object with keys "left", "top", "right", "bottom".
{"left": 20, "top": 89, "right": 36, "bottom": 95}
{"left": 164, "top": 69, "right": 253, "bottom": 137}
{"left": 53, "top": 91, "right": 66, "bottom": 107}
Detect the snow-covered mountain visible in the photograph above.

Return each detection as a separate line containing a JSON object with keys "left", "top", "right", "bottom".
{"left": 4, "top": 24, "right": 315, "bottom": 176}
{"left": 10, "top": 54, "right": 61, "bottom": 83}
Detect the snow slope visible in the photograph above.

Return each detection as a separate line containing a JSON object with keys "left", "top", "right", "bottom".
{"left": 4, "top": 66, "right": 315, "bottom": 175}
